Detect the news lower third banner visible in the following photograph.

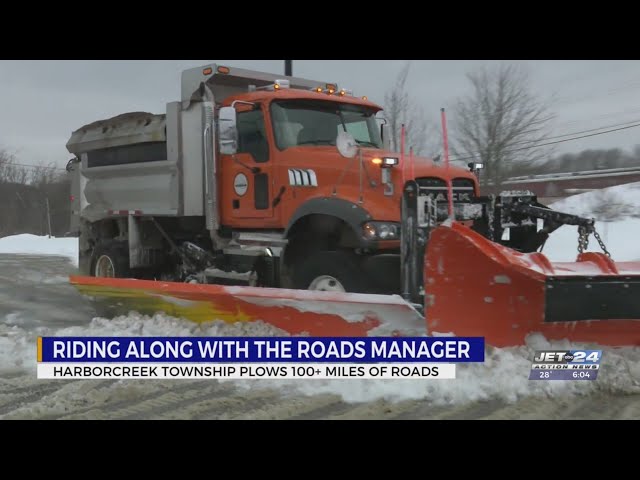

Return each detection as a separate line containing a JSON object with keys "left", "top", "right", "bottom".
{"left": 37, "top": 336, "right": 485, "bottom": 380}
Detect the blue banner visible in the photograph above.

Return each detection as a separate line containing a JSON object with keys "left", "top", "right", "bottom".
{"left": 38, "top": 336, "right": 485, "bottom": 363}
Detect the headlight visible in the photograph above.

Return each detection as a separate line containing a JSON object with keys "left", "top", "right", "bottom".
{"left": 362, "top": 222, "right": 400, "bottom": 240}
{"left": 363, "top": 223, "right": 377, "bottom": 240}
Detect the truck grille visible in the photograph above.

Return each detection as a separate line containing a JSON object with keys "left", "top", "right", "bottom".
{"left": 415, "top": 177, "right": 475, "bottom": 202}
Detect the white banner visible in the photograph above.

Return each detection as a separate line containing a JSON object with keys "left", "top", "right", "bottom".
{"left": 37, "top": 363, "right": 456, "bottom": 380}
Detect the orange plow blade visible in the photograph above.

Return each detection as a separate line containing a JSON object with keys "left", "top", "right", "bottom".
{"left": 424, "top": 222, "right": 640, "bottom": 347}
{"left": 69, "top": 276, "right": 426, "bottom": 337}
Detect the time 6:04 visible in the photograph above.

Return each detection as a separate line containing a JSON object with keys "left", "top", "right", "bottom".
{"left": 572, "top": 371, "right": 591, "bottom": 379}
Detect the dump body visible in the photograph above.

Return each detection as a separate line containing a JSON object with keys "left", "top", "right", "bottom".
{"left": 67, "top": 111, "right": 185, "bottom": 219}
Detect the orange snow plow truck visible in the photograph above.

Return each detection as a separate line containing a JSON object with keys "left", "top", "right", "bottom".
{"left": 66, "top": 63, "right": 640, "bottom": 347}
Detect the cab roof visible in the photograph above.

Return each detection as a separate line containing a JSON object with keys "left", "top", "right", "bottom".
{"left": 222, "top": 88, "right": 383, "bottom": 111}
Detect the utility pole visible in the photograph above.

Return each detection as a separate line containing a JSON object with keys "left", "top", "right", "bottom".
{"left": 45, "top": 196, "right": 52, "bottom": 238}
{"left": 285, "top": 60, "right": 292, "bottom": 76}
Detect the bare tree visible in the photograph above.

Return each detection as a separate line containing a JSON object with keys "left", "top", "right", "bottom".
{"left": 0, "top": 147, "right": 28, "bottom": 184}
{"left": 384, "top": 62, "right": 438, "bottom": 157}
{"left": 453, "top": 63, "right": 555, "bottom": 188}
{"left": 0, "top": 147, "right": 72, "bottom": 237}
{"left": 29, "top": 161, "right": 65, "bottom": 186}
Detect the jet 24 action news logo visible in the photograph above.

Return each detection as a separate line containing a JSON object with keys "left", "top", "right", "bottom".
{"left": 528, "top": 350, "right": 602, "bottom": 381}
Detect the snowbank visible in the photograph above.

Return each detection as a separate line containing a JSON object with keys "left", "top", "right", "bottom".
{"left": 551, "top": 181, "right": 640, "bottom": 218}
{"left": 0, "top": 234, "right": 78, "bottom": 267}
{"left": 0, "top": 312, "right": 287, "bottom": 376}
{"left": 540, "top": 182, "right": 640, "bottom": 262}
{"left": 542, "top": 218, "right": 640, "bottom": 262}
{"left": 2, "top": 312, "right": 639, "bottom": 405}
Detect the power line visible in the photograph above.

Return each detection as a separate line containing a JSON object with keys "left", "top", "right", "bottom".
{"left": 532, "top": 117, "right": 640, "bottom": 141}
{"left": 450, "top": 121, "right": 640, "bottom": 163}
{"left": 447, "top": 112, "right": 640, "bottom": 156}
{"left": 448, "top": 116, "right": 640, "bottom": 161}
{"left": 455, "top": 117, "right": 640, "bottom": 155}
{"left": 0, "top": 162, "right": 66, "bottom": 171}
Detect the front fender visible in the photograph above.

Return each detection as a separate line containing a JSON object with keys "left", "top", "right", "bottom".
{"left": 285, "top": 197, "right": 373, "bottom": 238}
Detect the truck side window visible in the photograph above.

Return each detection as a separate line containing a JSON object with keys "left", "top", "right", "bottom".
{"left": 237, "top": 109, "right": 269, "bottom": 163}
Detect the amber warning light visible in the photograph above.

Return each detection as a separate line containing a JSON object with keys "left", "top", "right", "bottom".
{"left": 372, "top": 157, "right": 399, "bottom": 167}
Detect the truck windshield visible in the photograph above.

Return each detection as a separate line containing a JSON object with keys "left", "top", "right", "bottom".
{"left": 271, "top": 100, "right": 383, "bottom": 150}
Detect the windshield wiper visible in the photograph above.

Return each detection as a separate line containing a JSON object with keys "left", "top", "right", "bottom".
{"left": 356, "top": 140, "right": 379, "bottom": 148}
{"left": 298, "top": 139, "right": 335, "bottom": 146}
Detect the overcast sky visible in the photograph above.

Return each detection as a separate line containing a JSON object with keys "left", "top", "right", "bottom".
{"left": 2, "top": 60, "right": 640, "bottom": 171}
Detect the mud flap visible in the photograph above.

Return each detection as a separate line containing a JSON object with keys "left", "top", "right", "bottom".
{"left": 423, "top": 222, "right": 640, "bottom": 347}
{"left": 69, "top": 276, "right": 426, "bottom": 337}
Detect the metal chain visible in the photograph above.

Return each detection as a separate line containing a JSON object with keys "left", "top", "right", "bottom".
{"left": 577, "top": 225, "right": 612, "bottom": 258}
{"left": 593, "top": 229, "right": 612, "bottom": 258}
{"left": 577, "top": 226, "right": 590, "bottom": 254}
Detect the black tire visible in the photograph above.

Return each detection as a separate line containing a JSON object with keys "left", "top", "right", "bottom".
{"left": 90, "top": 241, "right": 131, "bottom": 278}
{"left": 292, "top": 251, "right": 371, "bottom": 293}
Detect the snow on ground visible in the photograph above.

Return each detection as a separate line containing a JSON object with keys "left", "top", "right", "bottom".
{"left": 0, "top": 234, "right": 78, "bottom": 267}
{"left": 0, "top": 313, "right": 288, "bottom": 376}
{"left": 2, "top": 312, "right": 639, "bottom": 406}
{"left": 542, "top": 182, "right": 640, "bottom": 262}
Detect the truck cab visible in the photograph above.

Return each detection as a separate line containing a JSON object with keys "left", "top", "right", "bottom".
{"left": 66, "top": 63, "right": 479, "bottom": 295}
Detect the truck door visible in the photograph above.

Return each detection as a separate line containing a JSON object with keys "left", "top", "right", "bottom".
{"left": 222, "top": 106, "right": 273, "bottom": 220}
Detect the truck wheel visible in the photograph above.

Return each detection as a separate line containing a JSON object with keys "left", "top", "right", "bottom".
{"left": 91, "top": 241, "right": 131, "bottom": 278}
{"left": 292, "top": 251, "right": 371, "bottom": 293}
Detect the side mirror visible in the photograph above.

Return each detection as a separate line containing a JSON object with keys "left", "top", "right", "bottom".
{"left": 381, "top": 123, "right": 391, "bottom": 151}
{"left": 336, "top": 131, "right": 358, "bottom": 159}
{"left": 218, "top": 106, "right": 238, "bottom": 155}
{"left": 66, "top": 157, "right": 80, "bottom": 172}
{"left": 468, "top": 162, "right": 484, "bottom": 179}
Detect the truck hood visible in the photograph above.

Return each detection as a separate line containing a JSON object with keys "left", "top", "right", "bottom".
{"left": 359, "top": 148, "right": 478, "bottom": 184}
{"left": 282, "top": 145, "right": 480, "bottom": 209}
{"left": 287, "top": 145, "right": 475, "bottom": 183}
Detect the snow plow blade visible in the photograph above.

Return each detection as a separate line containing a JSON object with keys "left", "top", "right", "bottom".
{"left": 69, "top": 276, "right": 426, "bottom": 337}
{"left": 425, "top": 222, "right": 640, "bottom": 347}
